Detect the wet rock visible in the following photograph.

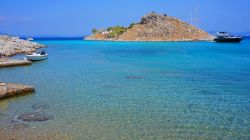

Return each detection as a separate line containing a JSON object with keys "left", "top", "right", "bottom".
{"left": 0, "top": 83, "right": 34, "bottom": 99}
{"left": 12, "top": 116, "right": 21, "bottom": 123}
{"left": 17, "top": 112, "right": 52, "bottom": 122}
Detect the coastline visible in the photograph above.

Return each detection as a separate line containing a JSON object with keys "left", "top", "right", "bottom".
{"left": 0, "top": 35, "right": 45, "bottom": 57}
{"left": 84, "top": 33, "right": 214, "bottom": 43}
{"left": 84, "top": 38, "right": 214, "bottom": 42}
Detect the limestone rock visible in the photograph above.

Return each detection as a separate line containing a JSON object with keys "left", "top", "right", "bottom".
{"left": 85, "top": 12, "right": 214, "bottom": 42}
{"left": 0, "top": 35, "right": 45, "bottom": 57}
{"left": 17, "top": 112, "right": 52, "bottom": 122}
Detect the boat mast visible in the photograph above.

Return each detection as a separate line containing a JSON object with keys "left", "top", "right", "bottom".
{"left": 191, "top": 4, "right": 199, "bottom": 27}
{"left": 190, "top": 11, "right": 193, "bottom": 25}
{"left": 195, "top": 4, "right": 198, "bottom": 27}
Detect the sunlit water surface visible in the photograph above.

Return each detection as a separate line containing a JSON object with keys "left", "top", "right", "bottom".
{"left": 1, "top": 40, "right": 250, "bottom": 139}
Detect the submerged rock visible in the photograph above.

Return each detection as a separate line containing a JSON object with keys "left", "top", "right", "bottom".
{"left": 31, "top": 103, "right": 49, "bottom": 112}
{"left": 17, "top": 112, "right": 52, "bottom": 122}
{"left": 200, "top": 90, "right": 218, "bottom": 95}
{"left": 0, "top": 82, "right": 34, "bottom": 99}
{"left": 125, "top": 76, "right": 144, "bottom": 79}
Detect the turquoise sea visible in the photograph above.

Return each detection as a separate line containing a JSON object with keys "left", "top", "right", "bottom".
{"left": 1, "top": 39, "right": 250, "bottom": 139}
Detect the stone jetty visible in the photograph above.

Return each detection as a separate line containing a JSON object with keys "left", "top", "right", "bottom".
{"left": 0, "top": 82, "right": 34, "bottom": 99}
{"left": 0, "top": 59, "right": 32, "bottom": 68}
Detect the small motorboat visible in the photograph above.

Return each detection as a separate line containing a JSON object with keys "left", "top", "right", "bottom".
{"left": 214, "top": 32, "right": 243, "bottom": 43}
{"left": 26, "top": 50, "right": 48, "bottom": 61}
{"left": 27, "top": 37, "right": 34, "bottom": 41}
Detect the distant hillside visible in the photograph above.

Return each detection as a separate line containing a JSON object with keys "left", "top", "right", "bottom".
{"left": 85, "top": 12, "right": 213, "bottom": 42}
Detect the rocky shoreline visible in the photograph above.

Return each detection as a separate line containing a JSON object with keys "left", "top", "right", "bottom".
{"left": 0, "top": 36, "right": 43, "bottom": 100}
{"left": 85, "top": 12, "right": 214, "bottom": 42}
{"left": 0, "top": 35, "right": 45, "bottom": 57}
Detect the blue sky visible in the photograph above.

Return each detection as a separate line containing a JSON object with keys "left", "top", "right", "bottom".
{"left": 0, "top": 0, "right": 249, "bottom": 36}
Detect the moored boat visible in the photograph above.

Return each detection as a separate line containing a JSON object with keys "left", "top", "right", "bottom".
{"left": 214, "top": 32, "right": 243, "bottom": 43}
{"left": 26, "top": 50, "right": 48, "bottom": 61}
{"left": 27, "top": 37, "right": 34, "bottom": 41}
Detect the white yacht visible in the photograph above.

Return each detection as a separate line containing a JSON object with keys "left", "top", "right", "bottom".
{"left": 214, "top": 32, "right": 243, "bottom": 43}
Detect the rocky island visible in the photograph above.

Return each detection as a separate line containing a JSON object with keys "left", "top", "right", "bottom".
{"left": 0, "top": 35, "right": 45, "bottom": 57}
{"left": 85, "top": 12, "right": 214, "bottom": 42}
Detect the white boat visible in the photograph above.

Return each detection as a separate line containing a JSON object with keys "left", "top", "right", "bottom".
{"left": 27, "top": 37, "right": 34, "bottom": 41}
{"left": 26, "top": 50, "right": 48, "bottom": 61}
{"left": 214, "top": 32, "right": 243, "bottom": 43}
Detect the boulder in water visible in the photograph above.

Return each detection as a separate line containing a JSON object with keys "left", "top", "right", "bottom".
{"left": 17, "top": 112, "right": 52, "bottom": 122}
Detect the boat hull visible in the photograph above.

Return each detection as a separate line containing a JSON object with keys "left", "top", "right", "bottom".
{"left": 214, "top": 37, "right": 243, "bottom": 43}
{"left": 26, "top": 54, "right": 48, "bottom": 61}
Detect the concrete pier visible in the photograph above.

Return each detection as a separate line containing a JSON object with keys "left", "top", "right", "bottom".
{"left": 0, "top": 59, "right": 32, "bottom": 68}
{"left": 0, "top": 82, "right": 34, "bottom": 99}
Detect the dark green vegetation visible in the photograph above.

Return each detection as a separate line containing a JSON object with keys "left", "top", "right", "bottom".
{"left": 128, "top": 23, "right": 136, "bottom": 29}
{"left": 107, "top": 26, "right": 127, "bottom": 38}
{"left": 92, "top": 28, "right": 98, "bottom": 34}
{"left": 91, "top": 23, "right": 137, "bottom": 38}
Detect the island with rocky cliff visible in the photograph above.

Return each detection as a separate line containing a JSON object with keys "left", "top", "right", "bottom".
{"left": 85, "top": 12, "right": 214, "bottom": 42}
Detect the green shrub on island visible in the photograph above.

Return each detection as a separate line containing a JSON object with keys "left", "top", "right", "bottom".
{"left": 92, "top": 28, "right": 98, "bottom": 34}
{"left": 91, "top": 26, "right": 127, "bottom": 38}
{"left": 107, "top": 26, "right": 127, "bottom": 38}
{"left": 128, "top": 23, "right": 136, "bottom": 29}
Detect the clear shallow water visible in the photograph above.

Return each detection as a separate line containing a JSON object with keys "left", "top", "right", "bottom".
{"left": 1, "top": 40, "right": 250, "bottom": 139}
